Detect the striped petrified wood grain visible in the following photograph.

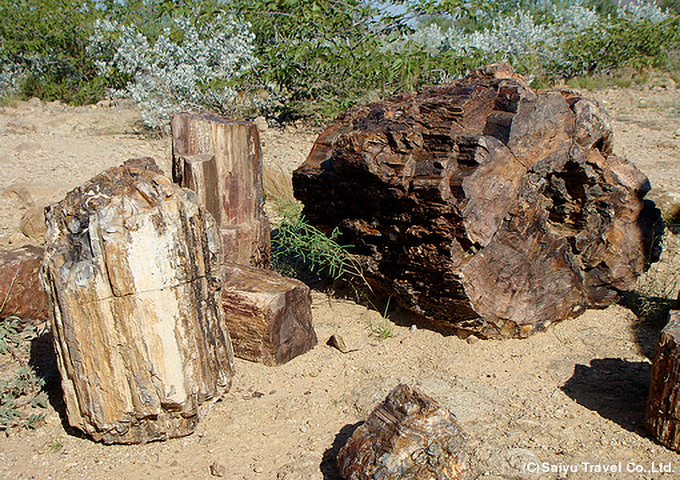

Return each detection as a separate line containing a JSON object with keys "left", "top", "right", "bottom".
{"left": 293, "top": 63, "right": 662, "bottom": 339}
{"left": 41, "top": 158, "right": 234, "bottom": 444}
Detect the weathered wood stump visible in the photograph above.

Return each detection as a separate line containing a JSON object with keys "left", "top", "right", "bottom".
{"left": 221, "top": 262, "right": 316, "bottom": 366}
{"left": 0, "top": 245, "right": 48, "bottom": 324}
{"left": 646, "top": 310, "right": 680, "bottom": 451}
{"left": 40, "top": 158, "right": 234, "bottom": 444}
{"left": 337, "top": 384, "right": 467, "bottom": 480}
{"left": 172, "top": 112, "right": 270, "bottom": 268}
{"left": 294, "top": 63, "right": 662, "bottom": 339}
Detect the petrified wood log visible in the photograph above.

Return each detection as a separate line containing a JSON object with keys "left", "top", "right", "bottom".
{"left": 293, "top": 63, "right": 662, "bottom": 339}
{"left": 0, "top": 245, "right": 48, "bottom": 324}
{"left": 221, "top": 262, "right": 316, "bottom": 366}
{"left": 646, "top": 310, "right": 680, "bottom": 451}
{"left": 337, "top": 384, "right": 467, "bottom": 480}
{"left": 40, "top": 158, "right": 234, "bottom": 444}
{"left": 172, "top": 112, "right": 270, "bottom": 268}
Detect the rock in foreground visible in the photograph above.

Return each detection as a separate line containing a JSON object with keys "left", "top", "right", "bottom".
{"left": 41, "top": 158, "right": 234, "bottom": 444}
{"left": 337, "top": 384, "right": 467, "bottom": 480}
{"left": 293, "top": 63, "right": 661, "bottom": 338}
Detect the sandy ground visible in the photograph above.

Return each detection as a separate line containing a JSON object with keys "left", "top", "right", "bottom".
{"left": 0, "top": 82, "right": 679, "bottom": 480}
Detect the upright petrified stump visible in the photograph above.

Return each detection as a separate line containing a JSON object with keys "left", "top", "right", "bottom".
{"left": 294, "top": 63, "right": 662, "bottom": 339}
{"left": 172, "top": 112, "right": 270, "bottom": 267}
{"left": 221, "top": 262, "right": 316, "bottom": 366}
{"left": 40, "top": 158, "right": 234, "bottom": 444}
{"left": 646, "top": 310, "right": 680, "bottom": 451}
{"left": 337, "top": 384, "right": 467, "bottom": 480}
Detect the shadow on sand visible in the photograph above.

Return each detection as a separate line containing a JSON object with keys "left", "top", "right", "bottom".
{"left": 561, "top": 358, "right": 652, "bottom": 437}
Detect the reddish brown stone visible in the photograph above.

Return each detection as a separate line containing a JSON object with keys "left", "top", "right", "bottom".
{"left": 337, "top": 384, "right": 467, "bottom": 480}
{"left": 0, "top": 244, "right": 48, "bottom": 324}
{"left": 293, "top": 63, "right": 662, "bottom": 339}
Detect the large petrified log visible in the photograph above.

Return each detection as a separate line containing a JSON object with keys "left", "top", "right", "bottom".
{"left": 337, "top": 384, "right": 467, "bottom": 480}
{"left": 221, "top": 262, "right": 316, "bottom": 365}
{"left": 40, "top": 158, "right": 234, "bottom": 444}
{"left": 293, "top": 63, "right": 662, "bottom": 339}
{"left": 646, "top": 310, "right": 680, "bottom": 451}
{"left": 172, "top": 112, "right": 270, "bottom": 267}
{"left": 0, "top": 245, "right": 48, "bottom": 324}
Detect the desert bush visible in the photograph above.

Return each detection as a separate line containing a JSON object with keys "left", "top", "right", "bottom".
{"left": 88, "top": 14, "right": 259, "bottom": 130}
{"left": 0, "top": 0, "right": 104, "bottom": 104}
{"left": 1, "top": 1, "right": 678, "bottom": 121}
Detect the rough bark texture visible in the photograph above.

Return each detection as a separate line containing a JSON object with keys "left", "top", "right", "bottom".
{"left": 0, "top": 245, "right": 48, "bottom": 324}
{"left": 172, "top": 112, "right": 270, "bottom": 268}
{"left": 293, "top": 63, "right": 662, "bottom": 339}
{"left": 337, "top": 384, "right": 467, "bottom": 480}
{"left": 221, "top": 262, "right": 316, "bottom": 366}
{"left": 40, "top": 158, "right": 234, "bottom": 444}
{"left": 646, "top": 310, "right": 680, "bottom": 451}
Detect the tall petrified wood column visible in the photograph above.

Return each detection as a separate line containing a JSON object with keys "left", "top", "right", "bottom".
{"left": 41, "top": 158, "right": 234, "bottom": 444}
{"left": 171, "top": 112, "right": 270, "bottom": 267}
{"left": 646, "top": 310, "right": 680, "bottom": 451}
{"left": 293, "top": 63, "right": 662, "bottom": 339}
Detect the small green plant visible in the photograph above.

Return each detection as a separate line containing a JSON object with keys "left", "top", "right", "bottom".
{"left": 48, "top": 439, "right": 63, "bottom": 453}
{"left": 0, "top": 317, "right": 49, "bottom": 432}
{"left": 626, "top": 232, "right": 680, "bottom": 326}
{"left": 0, "top": 365, "right": 48, "bottom": 431}
{"left": 0, "top": 316, "right": 22, "bottom": 355}
{"left": 366, "top": 297, "right": 395, "bottom": 340}
{"left": 270, "top": 201, "right": 361, "bottom": 282}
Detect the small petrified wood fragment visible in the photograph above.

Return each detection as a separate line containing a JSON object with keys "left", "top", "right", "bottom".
{"left": 646, "top": 310, "right": 680, "bottom": 451}
{"left": 294, "top": 63, "right": 662, "bottom": 339}
{"left": 172, "top": 112, "right": 270, "bottom": 267}
{"left": 0, "top": 245, "right": 48, "bottom": 324}
{"left": 221, "top": 262, "right": 316, "bottom": 365}
{"left": 41, "top": 158, "right": 234, "bottom": 444}
{"left": 337, "top": 384, "right": 467, "bottom": 480}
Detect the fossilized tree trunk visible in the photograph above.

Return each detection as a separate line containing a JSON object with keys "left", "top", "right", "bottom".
{"left": 220, "top": 262, "right": 317, "bottom": 366}
{"left": 172, "top": 112, "right": 270, "bottom": 268}
{"left": 41, "top": 158, "right": 234, "bottom": 444}
{"left": 293, "top": 63, "right": 662, "bottom": 339}
{"left": 646, "top": 310, "right": 680, "bottom": 451}
{"left": 337, "top": 384, "right": 467, "bottom": 480}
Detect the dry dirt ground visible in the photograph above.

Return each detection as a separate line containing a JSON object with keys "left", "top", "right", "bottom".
{"left": 0, "top": 83, "right": 680, "bottom": 480}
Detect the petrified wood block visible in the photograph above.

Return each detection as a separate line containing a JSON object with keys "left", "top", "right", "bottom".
{"left": 293, "top": 63, "right": 662, "bottom": 339}
{"left": 337, "top": 384, "right": 467, "bottom": 480}
{"left": 646, "top": 310, "right": 680, "bottom": 451}
{"left": 172, "top": 112, "right": 270, "bottom": 267}
{"left": 40, "top": 158, "right": 234, "bottom": 444}
{"left": 0, "top": 245, "right": 48, "bottom": 324}
{"left": 221, "top": 262, "right": 316, "bottom": 365}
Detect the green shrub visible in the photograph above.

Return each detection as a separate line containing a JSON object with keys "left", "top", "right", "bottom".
{"left": 0, "top": 317, "right": 48, "bottom": 432}
{"left": 0, "top": 0, "right": 104, "bottom": 104}
{"left": 270, "top": 201, "right": 359, "bottom": 281}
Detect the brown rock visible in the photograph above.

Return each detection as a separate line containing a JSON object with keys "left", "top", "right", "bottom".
{"left": 337, "top": 384, "right": 467, "bottom": 480}
{"left": 221, "top": 262, "right": 316, "bottom": 366}
{"left": 0, "top": 245, "right": 48, "bottom": 324}
{"left": 171, "top": 112, "right": 270, "bottom": 268}
{"left": 293, "top": 63, "right": 662, "bottom": 339}
{"left": 41, "top": 158, "right": 234, "bottom": 444}
{"left": 646, "top": 310, "right": 680, "bottom": 451}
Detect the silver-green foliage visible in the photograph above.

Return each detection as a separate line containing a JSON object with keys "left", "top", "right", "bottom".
{"left": 89, "top": 14, "right": 259, "bottom": 130}
{"left": 0, "top": 317, "right": 48, "bottom": 431}
{"left": 386, "top": 1, "right": 676, "bottom": 79}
